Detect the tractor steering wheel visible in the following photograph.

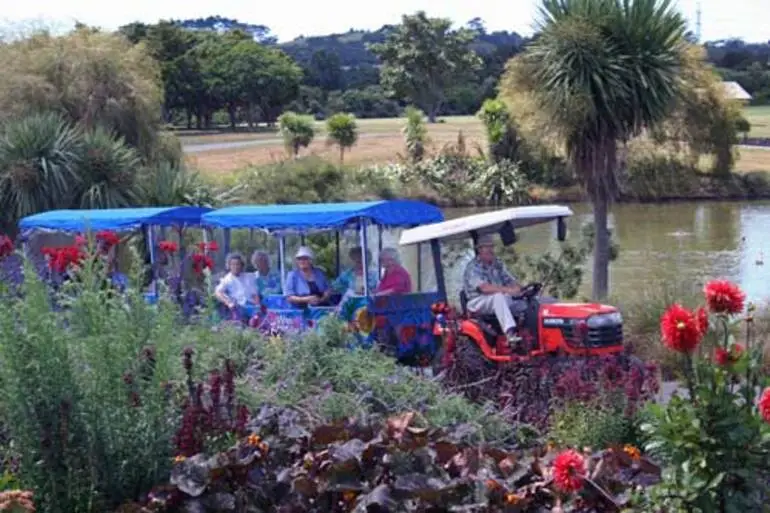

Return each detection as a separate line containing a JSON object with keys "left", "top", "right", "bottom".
{"left": 512, "top": 282, "right": 542, "bottom": 301}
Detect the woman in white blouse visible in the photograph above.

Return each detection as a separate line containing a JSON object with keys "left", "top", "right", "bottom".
{"left": 214, "top": 252, "right": 259, "bottom": 319}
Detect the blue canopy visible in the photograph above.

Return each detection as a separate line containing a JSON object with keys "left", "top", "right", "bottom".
{"left": 201, "top": 200, "right": 444, "bottom": 232}
{"left": 19, "top": 207, "right": 213, "bottom": 233}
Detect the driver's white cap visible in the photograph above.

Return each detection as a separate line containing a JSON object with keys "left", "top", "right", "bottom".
{"left": 295, "top": 246, "right": 314, "bottom": 259}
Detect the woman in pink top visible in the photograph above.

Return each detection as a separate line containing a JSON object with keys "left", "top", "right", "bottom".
{"left": 375, "top": 247, "right": 412, "bottom": 295}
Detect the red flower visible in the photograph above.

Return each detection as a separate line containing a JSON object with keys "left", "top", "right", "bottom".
{"left": 192, "top": 253, "right": 213, "bottom": 274}
{"left": 660, "top": 304, "right": 703, "bottom": 353}
{"left": 196, "top": 241, "right": 219, "bottom": 252}
{"left": 159, "top": 241, "right": 178, "bottom": 253}
{"left": 552, "top": 450, "right": 586, "bottom": 493}
{"left": 695, "top": 307, "right": 709, "bottom": 335}
{"left": 716, "top": 344, "right": 745, "bottom": 367}
{"left": 704, "top": 280, "right": 746, "bottom": 315}
{"left": 0, "top": 235, "right": 13, "bottom": 258}
{"left": 95, "top": 230, "right": 120, "bottom": 249}
{"left": 43, "top": 245, "right": 85, "bottom": 273}
{"left": 74, "top": 234, "right": 87, "bottom": 247}
{"left": 759, "top": 388, "right": 770, "bottom": 423}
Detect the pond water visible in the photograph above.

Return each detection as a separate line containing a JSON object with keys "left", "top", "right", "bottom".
{"left": 442, "top": 201, "right": 770, "bottom": 305}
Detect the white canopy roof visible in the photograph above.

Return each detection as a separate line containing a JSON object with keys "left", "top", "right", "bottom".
{"left": 399, "top": 205, "right": 574, "bottom": 246}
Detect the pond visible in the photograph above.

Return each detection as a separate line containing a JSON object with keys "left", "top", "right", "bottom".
{"left": 443, "top": 201, "right": 770, "bottom": 305}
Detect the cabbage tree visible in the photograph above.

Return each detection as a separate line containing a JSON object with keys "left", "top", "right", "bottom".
{"left": 511, "top": 0, "right": 687, "bottom": 299}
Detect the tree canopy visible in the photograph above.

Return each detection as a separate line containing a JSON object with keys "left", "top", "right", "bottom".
{"left": 369, "top": 11, "right": 482, "bottom": 122}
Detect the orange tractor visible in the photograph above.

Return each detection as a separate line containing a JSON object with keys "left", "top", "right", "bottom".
{"left": 398, "top": 205, "right": 626, "bottom": 369}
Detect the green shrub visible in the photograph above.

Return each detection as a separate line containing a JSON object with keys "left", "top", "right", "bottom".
{"left": 242, "top": 317, "right": 516, "bottom": 444}
{"left": 549, "top": 398, "right": 641, "bottom": 450}
{"left": 239, "top": 157, "right": 347, "bottom": 204}
{"left": 402, "top": 106, "right": 427, "bottom": 164}
{"left": 621, "top": 151, "right": 702, "bottom": 200}
{"left": 477, "top": 98, "right": 525, "bottom": 164}
{"left": 277, "top": 111, "right": 315, "bottom": 158}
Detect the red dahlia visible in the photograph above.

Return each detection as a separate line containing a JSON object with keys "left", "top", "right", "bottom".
{"left": 0, "top": 235, "right": 13, "bottom": 258}
{"left": 704, "top": 280, "right": 746, "bottom": 315}
{"left": 660, "top": 304, "right": 703, "bottom": 353}
{"left": 715, "top": 344, "right": 744, "bottom": 367}
{"left": 759, "top": 388, "right": 770, "bottom": 423}
{"left": 695, "top": 306, "right": 709, "bottom": 335}
{"left": 159, "top": 241, "right": 179, "bottom": 253}
{"left": 552, "top": 449, "right": 586, "bottom": 493}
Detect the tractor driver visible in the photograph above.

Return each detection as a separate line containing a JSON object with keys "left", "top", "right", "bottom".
{"left": 462, "top": 234, "right": 526, "bottom": 355}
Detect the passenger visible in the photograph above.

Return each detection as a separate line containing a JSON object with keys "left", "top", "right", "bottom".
{"left": 333, "top": 246, "right": 379, "bottom": 295}
{"left": 285, "top": 246, "right": 332, "bottom": 307}
{"left": 214, "top": 252, "right": 259, "bottom": 319}
{"left": 462, "top": 235, "right": 525, "bottom": 355}
{"left": 250, "top": 250, "right": 282, "bottom": 298}
{"left": 375, "top": 247, "right": 412, "bottom": 295}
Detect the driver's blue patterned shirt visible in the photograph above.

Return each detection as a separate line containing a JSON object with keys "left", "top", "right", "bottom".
{"left": 462, "top": 257, "right": 516, "bottom": 300}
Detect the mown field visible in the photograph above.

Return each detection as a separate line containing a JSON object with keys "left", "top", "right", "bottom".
{"left": 180, "top": 107, "right": 770, "bottom": 176}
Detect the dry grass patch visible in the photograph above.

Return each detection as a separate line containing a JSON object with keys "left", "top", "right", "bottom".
{"left": 188, "top": 129, "right": 486, "bottom": 176}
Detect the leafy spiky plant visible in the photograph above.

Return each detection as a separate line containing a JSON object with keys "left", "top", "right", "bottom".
{"left": 510, "top": 0, "right": 687, "bottom": 299}
{"left": 72, "top": 127, "right": 142, "bottom": 209}
{"left": 0, "top": 112, "right": 80, "bottom": 233}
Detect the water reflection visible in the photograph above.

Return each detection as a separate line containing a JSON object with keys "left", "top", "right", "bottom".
{"left": 444, "top": 201, "right": 770, "bottom": 304}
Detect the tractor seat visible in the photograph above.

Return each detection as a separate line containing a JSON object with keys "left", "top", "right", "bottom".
{"left": 459, "top": 290, "right": 504, "bottom": 334}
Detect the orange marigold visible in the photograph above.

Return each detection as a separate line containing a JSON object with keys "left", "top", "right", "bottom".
{"left": 552, "top": 450, "right": 586, "bottom": 493}
{"left": 246, "top": 434, "right": 261, "bottom": 447}
{"left": 704, "top": 280, "right": 746, "bottom": 315}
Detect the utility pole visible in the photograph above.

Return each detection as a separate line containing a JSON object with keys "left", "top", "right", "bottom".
{"left": 695, "top": 1, "right": 702, "bottom": 42}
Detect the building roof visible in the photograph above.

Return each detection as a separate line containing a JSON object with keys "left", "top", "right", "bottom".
{"left": 722, "top": 81, "right": 752, "bottom": 101}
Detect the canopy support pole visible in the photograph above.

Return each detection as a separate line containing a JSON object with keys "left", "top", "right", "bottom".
{"left": 223, "top": 229, "right": 231, "bottom": 257}
{"left": 335, "top": 232, "right": 341, "bottom": 276}
{"left": 278, "top": 236, "right": 286, "bottom": 292}
{"left": 417, "top": 243, "right": 422, "bottom": 293}
{"left": 146, "top": 225, "right": 157, "bottom": 296}
{"left": 431, "top": 239, "right": 445, "bottom": 301}
{"left": 359, "top": 220, "right": 370, "bottom": 296}
{"left": 377, "top": 226, "right": 383, "bottom": 277}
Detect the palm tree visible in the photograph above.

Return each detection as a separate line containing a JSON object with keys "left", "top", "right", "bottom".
{"left": 512, "top": 0, "right": 686, "bottom": 299}
{"left": 0, "top": 112, "right": 80, "bottom": 233}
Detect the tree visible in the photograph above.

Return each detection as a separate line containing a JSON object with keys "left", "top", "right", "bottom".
{"left": 306, "top": 50, "right": 344, "bottom": 91}
{"left": 325, "top": 113, "right": 358, "bottom": 163}
{"left": 0, "top": 27, "right": 168, "bottom": 164}
{"left": 369, "top": 11, "right": 482, "bottom": 122}
{"left": 503, "top": 0, "right": 687, "bottom": 299}
{"left": 278, "top": 112, "right": 315, "bottom": 158}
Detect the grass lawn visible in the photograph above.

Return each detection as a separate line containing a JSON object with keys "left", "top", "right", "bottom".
{"left": 745, "top": 105, "right": 770, "bottom": 138}
{"left": 181, "top": 108, "right": 770, "bottom": 176}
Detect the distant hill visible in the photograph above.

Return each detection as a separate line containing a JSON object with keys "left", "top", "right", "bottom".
{"left": 278, "top": 26, "right": 526, "bottom": 67}
{"left": 175, "top": 16, "right": 277, "bottom": 44}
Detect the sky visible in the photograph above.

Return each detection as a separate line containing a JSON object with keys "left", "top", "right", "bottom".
{"left": 0, "top": 0, "right": 767, "bottom": 43}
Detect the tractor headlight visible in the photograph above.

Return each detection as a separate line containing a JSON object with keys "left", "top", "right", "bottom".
{"left": 586, "top": 312, "right": 623, "bottom": 328}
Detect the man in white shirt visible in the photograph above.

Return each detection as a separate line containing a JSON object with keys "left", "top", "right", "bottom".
{"left": 214, "top": 253, "right": 259, "bottom": 318}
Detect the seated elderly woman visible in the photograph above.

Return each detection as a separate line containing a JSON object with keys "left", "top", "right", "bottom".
{"left": 375, "top": 247, "right": 412, "bottom": 295}
{"left": 250, "top": 250, "right": 282, "bottom": 298}
{"left": 332, "top": 246, "right": 379, "bottom": 295}
{"left": 214, "top": 252, "right": 260, "bottom": 320}
{"left": 285, "top": 246, "right": 333, "bottom": 307}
